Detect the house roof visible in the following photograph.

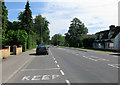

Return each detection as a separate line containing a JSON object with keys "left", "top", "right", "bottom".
{"left": 110, "top": 26, "right": 120, "bottom": 39}
{"left": 95, "top": 26, "right": 120, "bottom": 40}
{"left": 101, "top": 30, "right": 109, "bottom": 39}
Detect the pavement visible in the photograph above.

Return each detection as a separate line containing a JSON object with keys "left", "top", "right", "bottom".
{"left": 2, "top": 46, "right": 120, "bottom": 85}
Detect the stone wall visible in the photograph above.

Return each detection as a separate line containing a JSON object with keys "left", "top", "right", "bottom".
{"left": 0, "top": 46, "right": 10, "bottom": 59}
{"left": 13, "top": 45, "right": 22, "bottom": 55}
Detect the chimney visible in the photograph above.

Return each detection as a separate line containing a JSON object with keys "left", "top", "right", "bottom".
{"left": 109, "top": 25, "right": 115, "bottom": 30}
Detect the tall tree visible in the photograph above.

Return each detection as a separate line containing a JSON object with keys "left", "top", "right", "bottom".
{"left": 1, "top": 1, "right": 8, "bottom": 48}
{"left": 34, "top": 15, "right": 50, "bottom": 44}
{"left": 65, "top": 17, "right": 88, "bottom": 47}
{"left": 18, "top": 1, "right": 34, "bottom": 49}
{"left": 18, "top": 0, "right": 33, "bottom": 33}
{"left": 51, "top": 34, "right": 65, "bottom": 46}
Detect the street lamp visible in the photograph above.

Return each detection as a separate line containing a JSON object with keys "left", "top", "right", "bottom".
{"left": 41, "top": 20, "right": 45, "bottom": 45}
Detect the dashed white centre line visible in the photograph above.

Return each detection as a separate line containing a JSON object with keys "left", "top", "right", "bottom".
{"left": 60, "top": 70, "right": 65, "bottom": 75}
{"left": 57, "top": 64, "right": 60, "bottom": 68}
{"left": 55, "top": 61, "right": 58, "bottom": 63}
{"left": 66, "top": 80, "right": 71, "bottom": 85}
{"left": 53, "top": 58, "right": 56, "bottom": 60}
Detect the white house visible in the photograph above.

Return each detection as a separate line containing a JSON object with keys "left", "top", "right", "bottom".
{"left": 93, "top": 25, "right": 120, "bottom": 51}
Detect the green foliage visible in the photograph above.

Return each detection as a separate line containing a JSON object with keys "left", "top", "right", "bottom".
{"left": 18, "top": 1, "right": 33, "bottom": 33}
{"left": 83, "top": 37, "right": 95, "bottom": 48}
{"left": 65, "top": 17, "right": 88, "bottom": 47}
{"left": 2, "top": 1, "right": 8, "bottom": 35}
{"left": 51, "top": 34, "right": 65, "bottom": 46}
{"left": 2, "top": 1, "right": 50, "bottom": 50}
{"left": 34, "top": 15, "right": 50, "bottom": 44}
{"left": 6, "top": 21, "right": 21, "bottom": 32}
{"left": 5, "top": 30, "right": 28, "bottom": 51}
{"left": 2, "top": 1, "right": 8, "bottom": 48}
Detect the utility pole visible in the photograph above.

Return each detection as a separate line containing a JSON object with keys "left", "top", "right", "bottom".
{"left": 41, "top": 20, "right": 45, "bottom": 45}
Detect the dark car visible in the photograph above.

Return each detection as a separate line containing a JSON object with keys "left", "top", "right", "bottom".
{"left": 36, "top": 45, "right": 49, "bottom": 55}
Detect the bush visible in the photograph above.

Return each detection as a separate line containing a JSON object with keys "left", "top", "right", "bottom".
{"left": 83, "top": 37, "right": 94, "bottom": 48}
{"left": 5, "top": 30, "right": 28, "bottom": 52}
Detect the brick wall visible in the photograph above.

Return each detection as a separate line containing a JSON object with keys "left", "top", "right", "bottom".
{"left": 13, "top": 45, "right": 22, "bottom": 55}
{"left": 0, "top": 46, "right": 10, "bottom": 59}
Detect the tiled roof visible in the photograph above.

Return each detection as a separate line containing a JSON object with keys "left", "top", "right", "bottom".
{"left": 95, "top": 26, "right": 120, "bottom": 40}
{"left": 110, "top": 26, "right": 120, "bottom": 39}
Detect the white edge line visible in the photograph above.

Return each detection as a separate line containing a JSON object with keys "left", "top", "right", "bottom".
{"left": 66, "top": 80, "right": 71, "bottom": 85}
{"left": 60, "top": 70, "right": 65, "bottom": 75}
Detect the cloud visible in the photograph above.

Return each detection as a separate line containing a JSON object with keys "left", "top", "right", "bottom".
{"left": 39, "top": 0, "right": 119, "bottom": 37}
{"left": 7, "top": 0, "right": 119, "bottom": 37}
{"left": 8, "top": 9, "right": 25, "bottom": 12}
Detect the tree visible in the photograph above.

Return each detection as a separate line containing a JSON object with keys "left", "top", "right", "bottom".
{"left": 18, "top": 1, "right": 33, "bottom": 33}
{"left": 83, "top": 37, "right": 95, "bottom": 48}
{"left": 34, "top": 15, "right": 50, "bottom": 44}
{"left": 65, "top": 17, "right": 88, "bottom": 47}
{"left": 51, "top": 34, "right": 65, "bottom": 46}
{"left": 5, "top": 30, "right": 28, "bottom": 51}
{"left": 18, "top": 1, "right": 34, "bottom": 49}
{"left": 1, "top": 1, "right": 8, "bottom": 48}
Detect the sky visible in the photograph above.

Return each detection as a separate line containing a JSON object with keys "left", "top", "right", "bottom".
{"left": 5, "top": 0, "right": 119, "bottom": 37}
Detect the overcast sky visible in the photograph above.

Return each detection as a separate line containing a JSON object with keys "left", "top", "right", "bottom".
{"left": 5, "top": 0, "right": 119, "bottom": 37}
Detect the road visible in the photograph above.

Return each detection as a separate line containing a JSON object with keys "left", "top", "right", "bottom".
{"left": 3, "top": 46, "right": 119, "bottom": 85}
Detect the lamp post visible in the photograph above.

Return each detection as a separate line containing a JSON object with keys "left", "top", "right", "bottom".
{"left": 41, "top": 20, "right": 45, "bottom": 45}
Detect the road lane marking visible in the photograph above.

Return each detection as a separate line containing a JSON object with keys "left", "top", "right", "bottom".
{"left": 22, "top": 75, "right": 60, "bottom": 81}
{"left": 60, "top": 70, "right": 65, "bottom": 75}
{"left": 83, "top": 56, "right": 98, "bottom": 61}
{"left": 31, "top": 75, "right": 41, "bottom": 80}
{"left": 53, "top": 58, "right": 56, "bottom": 60}
{"left": 52, "top": 75, "right": 60, "bottom": 79}
{"left": 55, "top": 60, "right": 58, "bottom": 63}
{"left": 22, "top": 76, "right": 31, "bottom": 80}
{"left": 41, "top": 75, "right": 51, "bottom": 80}
{"left": 21, "top": 68, "right": 60, "bottom": 71}
{"left": 76, "top": 54, "right": 79, "bottom": 55}
{"left": 5, "top": 57, "right": 33, "bottom": 83}
{"left": 108, "top": 64, "right": 119, "bottom": 68}
{"left": 99, "top": 58, "right": 109, "bottom": 61}
{"left": 66, "top": 80, "right": 71, "bottom": 85}
{"left": 57, "top": 64, "right": 60, "bottom": 68}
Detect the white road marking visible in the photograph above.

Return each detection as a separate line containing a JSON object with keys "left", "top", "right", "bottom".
{"left": 99, "top": 58, "right": 109, "bottom": 61}
{"left": 55, "top": 60, "right": 58, "bottom": 63}
{"left": 53, "top": 58, "right": 56, "bottom": 60}
{"left": 108, "top": 64, "right": 119, "bottom": 68}
{"left": 41, "top": 75, "right": 51, "bottom": 80}
{"left": 5, "top": 57, "right": 33, "bottom": 83}
{"left": 88, "top": 58, "right": 98, "bottom": 61}
{"left": 52, "top": 75, "right": 60, "bottom": 79}
{"left": 60, "top": 70, "right": 65, "bottom": 75}
{"left": 31, "top": 75, "right": 41, "bottom": 80}
{"left": 22, "top": 76, "right": 30, "bottom": 80}
{"left": 66, "top": 80, "right": 71, "bottom": 85}
{"left": 22, "top": 75, "right": 60, "bottom": 81}
{"left": 75, "top": 53, "right": 79, "bottom": 55}
{"left": 83, "top": 56, "right": 98, "bottom": 61}
{"left": 21, "top": 68, "right": 60, "bottom": 71}
{"left": 57, "top": 64, "right": 60, "bottom": 68}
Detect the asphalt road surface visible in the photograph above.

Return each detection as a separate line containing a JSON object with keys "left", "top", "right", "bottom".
{"left": 3, "top": 46, "right": 119, "bottom": 85}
